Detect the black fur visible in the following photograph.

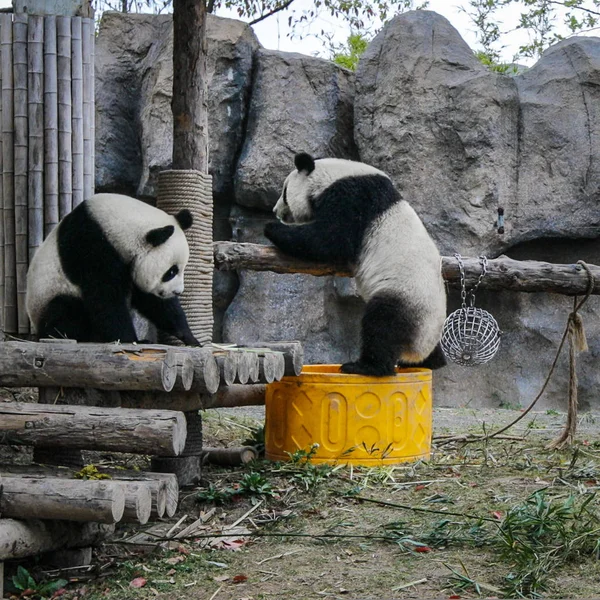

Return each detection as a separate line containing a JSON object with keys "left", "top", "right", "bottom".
{"left": 294, "top": 152, "right": 315, "bottom": 174}
{"left": 264, "top": 174, "right": 398, "bottom": 264}
{"left": 340, "top": 293, "right": 419, "bottom": 376}
{"left": 39, "top": 202, "right": 200, "bottom": 345}
{"left": 175, "top": 209, "right": 193, "bottom": 231}
{"left": 146, "top": 225, "right": 175, "bottom": 247}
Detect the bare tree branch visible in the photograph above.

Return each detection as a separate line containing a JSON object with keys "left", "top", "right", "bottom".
{"left": 249, "top": 0, "right": 296, "bottom": 25}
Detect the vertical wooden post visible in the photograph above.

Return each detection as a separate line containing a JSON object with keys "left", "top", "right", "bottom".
{"left": 71, "top": 17, "right": 83, "bottom": 207}
{"left": 56, "top": 15, "right": 72, "bottom": 220}
{"left": 44, "top": 15, "right": 59, "bottom": 234}
{"left": 28, "top": 16, "right": 44, "bottom": 265}
{"left": 13, "top": 14, "right": 28, "bottom": 334}
{"left": 172, "top": 0, "right": 208, "bottom": 172}
{"left": 0, "top": 14, "right": 16, "bottom": 334}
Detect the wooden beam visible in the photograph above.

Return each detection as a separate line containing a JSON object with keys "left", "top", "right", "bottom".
{"left": 213, "top": 241, "right": 600, "bottom": 296}
{"left": 0, "top": 402, "right": 187, "bottom": 456}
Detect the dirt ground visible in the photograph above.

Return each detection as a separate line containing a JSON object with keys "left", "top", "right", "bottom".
{"left": 4, "top": 402, "right": 600, "bottom": 600}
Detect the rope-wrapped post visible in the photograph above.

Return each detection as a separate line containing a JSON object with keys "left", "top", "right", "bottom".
{"left": 156, "top": 169, "right": 213, "bottom": 346}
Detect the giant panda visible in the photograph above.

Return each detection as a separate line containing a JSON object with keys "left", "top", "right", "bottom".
{"left": 26, "top": 193, "right": 199, "bottom": 346}
{"left": 264, "top": 152, "right": 447, "bottom": 377}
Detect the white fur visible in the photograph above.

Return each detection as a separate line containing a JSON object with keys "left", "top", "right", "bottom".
{"left": 273, "top": 158, "right": 388, "bottom": 223}
{"left": 355, "top": 201, "right": 446, "bottom": 363}
{"left": 87, "top": 194, "right": 189, "bottom": 298}
{"left": 26, "top": 194, "right": 190, "bottom": 331}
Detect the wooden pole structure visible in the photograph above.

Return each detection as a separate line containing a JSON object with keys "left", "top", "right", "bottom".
{"left": 13, "top": 14, "right": 28, "bottom": 333}
{"left": 70, "top": 16, "right": 83, "bottom": 207}
{"left": 0, "top": 14, "right": 15, "bottom": 333}
{"left": 43, "top": 15, "right": 59, "bottom": 234}
{"left": 213, "top": 241, "right": 600, "bottom": 296}
{"left": 27, "top": 15, "right": 44, "bottom": 265}
{"left": 56, "top": 15, "right": 72, "bottom": 220}
{"left": 0, "top": 401, "right": 188, "bottom": 456}
{"left": 172, "top": 0, "right": 208, "bottom": 172}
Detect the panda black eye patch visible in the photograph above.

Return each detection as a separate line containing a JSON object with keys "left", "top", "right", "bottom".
{"left": 162, "top": 265, "right": 179, "bottom": 282}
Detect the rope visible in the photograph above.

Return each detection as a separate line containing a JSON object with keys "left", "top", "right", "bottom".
{"left": 156, "top": 170, "right": 214, "bottom": 346}
{"left": 435, "top": 260, "right": 595, "bottom": 447}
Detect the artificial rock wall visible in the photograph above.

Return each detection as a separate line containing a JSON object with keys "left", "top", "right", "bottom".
{"left": 95, "top": 9, "right": 600, "bottom": 410}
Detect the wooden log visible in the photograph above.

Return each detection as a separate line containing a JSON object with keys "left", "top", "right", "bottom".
{"left": 235, "top": 350, "right": 252, "bottom": 384}
{"left": 257, "top": 352, "right": 285, "bottom": 384}
{"left": 81, "top": 17, "right": 93, "bottom": 199}
{"left": 56, "top": 15, "right": 72, "bottom": 220}
{"left": 172, "top": 0, "right": 208, "bottom": 172}
{"left": 27, "top": 15, "right": 44, "bottom": 265}
{"left": 119, "top": 384, "right": 268, "bottom": 412}
{"left": 213, "top": 241, "right": 600, "bottom": 296}
{"left": 13, "top": 14, "right": 28, "bottom": 334}
{"left": 44, "top": 15, "right": 59, "bottom": 234}
{"left": 244, "top": 341, "right": 304, "bottom": 377}
{"left": 0, "top": 402, "right": 187, "bottom": 456}
{"left": 173, "top": 351, "right": 194, "bottom": 392}
{"left": 1, "top": 14, "right": 16, "bottom": 333}
{"left": 0, "top": 464, "right": 173, "bottom": 520}
{"left": 119, "top": 481, "right": 152, "bottom": 525}
{"left": 247, "top": 351, "right": 260, "bottom": 383}
{"left": 0, "top": 341, "right": 182, "bottom": 391}
{"left": 214, "top": 350, "right": 237, "bottom": 386}
{"left": 0, "top": 519, "right": 114, "bottom": 560}
{"left": 0, "top": 475, "right": 125, "bottom": 523}
{"left": 202, "top": 446, "right": 258, "bottom": 466}
{"left": 151, "top": 455, "right": 200, "bottom": 488}
{"left": 70, "top": 16, "right": 84, "bottom": 208}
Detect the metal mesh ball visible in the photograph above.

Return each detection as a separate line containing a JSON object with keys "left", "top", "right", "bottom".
{"left": 441, "top": 306, "right": 501, "bottom": 366}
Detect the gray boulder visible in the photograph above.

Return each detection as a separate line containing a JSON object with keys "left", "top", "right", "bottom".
{"left": 513, "top": 37, "right": 600, "bottom": 246}
{"left": 354, "top": 10, "right": 519, "bottom": 255}
{"left": 233, "top": 49, "right": 357, "bottom": 211}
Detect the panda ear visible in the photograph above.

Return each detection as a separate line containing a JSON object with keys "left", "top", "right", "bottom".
{"left": 175, "top": 209, "right": 193, "bottom": 231}
{"left": 294, "top": 152, "right": 315, "bottom": 174}
{"left": 146, "top": 225, "right": 174, "bottom": 247}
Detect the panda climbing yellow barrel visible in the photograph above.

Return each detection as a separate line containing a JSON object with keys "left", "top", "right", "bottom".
{"left": 265, "top": 365, "right": 433, "bottom": 466}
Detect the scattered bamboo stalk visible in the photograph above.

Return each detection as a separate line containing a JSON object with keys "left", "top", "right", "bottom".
{"left": 43, "top": 15, "right": 59, "bottom": 234}
{"left": 56, "top": 15, "right": 72, "bottom": 220}
{"left": 1, "top": 13, "right": 16, "bottom": 333}
{"left": 27, "top": 15, "right": 44, "bottom": 265}
{"left": 13, "top": 14, "right": 28, "bottom": 334}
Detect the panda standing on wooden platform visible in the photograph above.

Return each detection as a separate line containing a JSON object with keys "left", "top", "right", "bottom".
{"left": 265, "top": 152, "right": 447, "bottom": 377}
{"left": 26, "top": 193, "right": 199, "bottom": 346}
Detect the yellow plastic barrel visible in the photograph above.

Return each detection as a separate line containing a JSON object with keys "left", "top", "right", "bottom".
{"left": 265, "top": 364, "right": 432, "bottom": 466}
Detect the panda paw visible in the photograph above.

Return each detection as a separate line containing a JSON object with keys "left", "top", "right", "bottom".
{"left": 264, "top": 221, "right": 285, "bottom": 244}
{"left": 340, "top": 361, "right": 395, "bottom": 377}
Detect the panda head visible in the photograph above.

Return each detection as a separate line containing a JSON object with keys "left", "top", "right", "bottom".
{"left": 273, "top": 152, "right": 387, "bottom": 224}
{"left": 133, "top": 209, "right": 193, "bottom": 299}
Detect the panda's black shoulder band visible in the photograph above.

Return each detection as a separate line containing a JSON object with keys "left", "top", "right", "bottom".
{"left": 294, "top": 152, "right": 315, "bottom": 174}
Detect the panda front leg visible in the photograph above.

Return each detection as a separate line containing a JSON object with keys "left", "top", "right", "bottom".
{"left": 264, "top": 220, "right": 356, "bottom": 264}
{"left": 341, "top": 293, "right": 415, "bottom": 377}
{"left": 132, "top": 287, "right": 200, "bottom": 346}
{"left": 85, "top": 294, "right": 139, "bottom": 343}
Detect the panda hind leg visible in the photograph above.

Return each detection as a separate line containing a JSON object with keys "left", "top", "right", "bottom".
{"left": 341, "top": 293, "right": 414, "bottom": 377}
{"left": 410, "top": 343, "right": 447, "bottom": 370}
{"left": 36, "top": 295, "right": 92, "bottom": 342}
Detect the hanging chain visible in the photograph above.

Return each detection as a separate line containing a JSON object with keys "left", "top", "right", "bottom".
{"left": 454, "top": 254, "right": 488, "bottom": 308}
